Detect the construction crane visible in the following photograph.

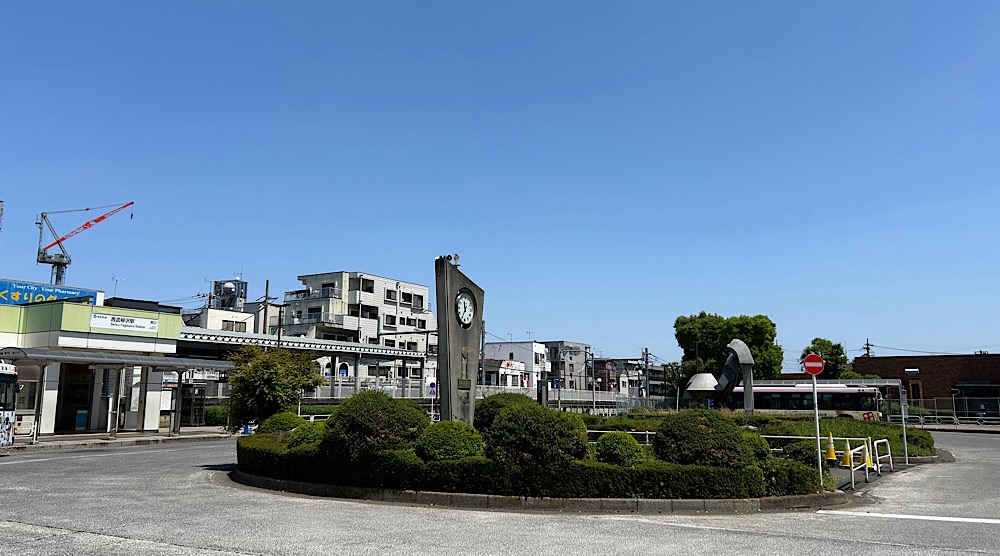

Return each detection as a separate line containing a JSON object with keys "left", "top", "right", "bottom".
{"left": 36, "top": 201, "right": 134, "bottom": 285}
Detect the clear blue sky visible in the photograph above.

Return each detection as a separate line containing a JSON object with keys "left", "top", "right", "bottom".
{"left": 2, "top": 2, "right": 998, "bottom": 370}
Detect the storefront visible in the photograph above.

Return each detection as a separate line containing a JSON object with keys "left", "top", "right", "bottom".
{"left": 0, "top": 347, "right": 231, "bottom": 437}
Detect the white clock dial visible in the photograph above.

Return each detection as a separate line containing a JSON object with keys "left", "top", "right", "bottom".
{"left": 456, "top": 292, "right": 475, "bottom": 327}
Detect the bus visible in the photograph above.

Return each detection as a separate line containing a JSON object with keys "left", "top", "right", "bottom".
{"left": 1, "top": 361, "right": 17, "bottom": 447}
{"left": 728, "top": 384, "right": 882, "bottom": 420}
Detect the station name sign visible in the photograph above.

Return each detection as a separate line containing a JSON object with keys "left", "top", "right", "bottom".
{"left": 90, "top": 313, "right": 159, "bottom": 333}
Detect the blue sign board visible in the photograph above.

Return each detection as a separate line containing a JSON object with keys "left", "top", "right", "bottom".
{"left": 0, "top": 279, "right": 98, "bottom": 306}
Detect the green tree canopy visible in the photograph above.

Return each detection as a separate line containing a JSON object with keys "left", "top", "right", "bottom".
{"left": 674, "top": 312, "right": 784, "bottom": 383}
{"left": 227, "top": 344, "right": 325, "bottom": 429}
{"left": 799, "top": 338, "right": 849, "bottom": 379}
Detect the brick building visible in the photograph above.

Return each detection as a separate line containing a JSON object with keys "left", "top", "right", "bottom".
{"left": 852, "top": 354, "right": 1000, "bottom": 400}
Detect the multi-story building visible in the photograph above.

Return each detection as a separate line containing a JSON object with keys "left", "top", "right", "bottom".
{"left": 281, "top": 270, "right": 436, "bottom": 353}
{"left": 483, "top": 341, "right": 549, "bottom": 388}
{"left": 542, "top": 340, "right": 591, "bottom": 390}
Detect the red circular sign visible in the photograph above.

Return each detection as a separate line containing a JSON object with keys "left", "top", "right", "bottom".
{"left": 803, "top": 353, "right": 825, "bottom": 376}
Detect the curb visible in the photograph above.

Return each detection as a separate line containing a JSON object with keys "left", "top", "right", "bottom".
{"left": 4, "top": 434, "right": 234, "bottom": 453}
{"left": 230, "top": 470, "right": 850, "bottom": 514}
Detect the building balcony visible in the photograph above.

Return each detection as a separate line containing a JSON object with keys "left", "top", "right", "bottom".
{"left": 347, "top": 290, "right": 376, "bottom": 305}
{"left": 284, "top": 287, "right": 342, "bottom": 302}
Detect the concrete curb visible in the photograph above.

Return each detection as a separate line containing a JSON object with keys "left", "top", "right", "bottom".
{"left": 231, "top": 470, "right": 850, "bottom": 514}
{"left": 4, "top": 434, "right": 234, "bottom": 452}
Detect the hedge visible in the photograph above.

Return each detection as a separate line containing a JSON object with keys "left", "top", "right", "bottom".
{"left": 204, "top": 405, "right": 229, "bottom": 426}
{"left": 236, "top": 435, "right": 769, "bottom": 499}
{"left": 323, "top": 390, "right": 429, "bottom": 461}
{"left": 257, "top": 411, "right": 307, "bottom": 434}
{"left": 473, "top": 393, "right": 538, "bottom": 432}
{"left": 414, "top": 421, "right": 484, "bottom": 462}
{"left": 595, "top": 431, "right": 646, "bottom": 467}
{"left": 653, "top": 409, "right": 753, "bottom": 468}
{"left": 483, "top": 403, "right": 588, "bottom": 469}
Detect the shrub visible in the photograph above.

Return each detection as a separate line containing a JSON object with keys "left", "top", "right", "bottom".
{"left": 322, "top": 390, "right": 429, "bottom": 461}
{"left": 765, "top": 458, "right": 822, "bottom": 496}
{"left": 652, "top": 409, "right": 753, "bottom": 468}
{"left": 415, "top": 421, "right": 484, "bottom": 462}
{"left": 595, "top": 431, "right": 646, "bottom": 466}
{"left": 473, "top": 393, "right": 537, "bottom": 432}
{"left": 742, "top": 430, "right": 774, "bottom": 468}
{"left": 483, "top": 404, "right": 588, "bottom": 470}
{"left": 204, "top": 405, "right": 229, "bottom": 426}
{"left": 257, "top": 411, "right": 307, "bottom": 434}
{"left": 779, "top": 439, "right": 827, "bottom": 468}
{"left": 287, "top": 421, "right": 326, "bottom": 449}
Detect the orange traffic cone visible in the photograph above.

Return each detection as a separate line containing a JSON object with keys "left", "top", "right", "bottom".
{"left": 841, "top": 439, "right": 853, "bottom": 467}
{"left": 825, "top": 432, "right": 837, "bottom": 461}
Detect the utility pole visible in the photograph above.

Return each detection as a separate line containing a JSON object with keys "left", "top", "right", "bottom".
{"left": 643, "top": 347, "right": 650, "bottom": 407}
{"left": 863, "top": 339, "right": 873, "bottom": 357}
{"left": 262, "top": 280, "right": 271, "bottom": 335}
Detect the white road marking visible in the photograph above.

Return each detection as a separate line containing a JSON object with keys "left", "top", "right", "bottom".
{"left": 819, "top": 510, "right": 1000, "bottom": 525}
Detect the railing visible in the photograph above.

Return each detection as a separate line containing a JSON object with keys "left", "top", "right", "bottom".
{"left": 761, "top": 434, "right": 885, "bottom": 489}
{"left": 886, "top": 397, "right": 1000, "bottom": 426}
{"left": 284, "top": 287, "right": 342, "bottom": 302}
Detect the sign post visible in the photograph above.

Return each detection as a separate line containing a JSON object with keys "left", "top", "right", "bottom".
{"left": 803, "top": 353, "right": 825, "bottom": 487}
{"left": 899, "top": 385, "right": 909, "bottom": 464}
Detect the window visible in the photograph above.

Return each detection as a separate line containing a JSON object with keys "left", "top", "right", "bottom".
{"left": 417, "top": 319, "right": 426, "bottom": 329}
{"left": 509, "top": 352, "right": 515, "bottom": 360}
{"left": 307, "top": 307, "right": 321, "bottom": 314}
{"left": 15, "top": 381, "right": 37, "bottom": 411}
{"left": 385, "top": 289, "right": 397, "bottom": 301}
{"left": 401, "top": 292, "right": 413, "bottom": 304}
{"left": 413, "top": 294, "right": 423, "bottom": 309}
{"left": 222, "top": 320, "right": 247, "bottom": 332}
{"left": 406, "top": 341, "right": 418, "bottom": 351}
{"left": 368, "top": 338, "right": 379, "bottom": 345}
{"left": 904, "top": 368, "right": 920, "bottom": 375}
{"left": 384, "top": 339, "right": 396, "bottom": 347}
{"left": 385, "top": 315, "right": 396, "bottom": 326}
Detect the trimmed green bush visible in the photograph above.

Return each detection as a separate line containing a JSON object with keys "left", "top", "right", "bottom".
{"left": 595, "top": 431, "right": 646, "bottom": 466}
{"left": 483, "top": 404, "right": 589, "bottom": 469}
{"left": 257, "top": 411, "right": 307, "bottom": 434}
{"left": 765, "top": 458, "right": 822, "bottom": 496}
{"left": 287, "top": 421, "right": 326, "bottom": 449}
{"left": 322, "top": 390, "right": 429, "bottom": 461}
{"left": 474, "top": 393, "right": 537, "bottom": 432}
{"left": 415, "top": 421, "right": 484, "bottom": 462}
{"left": 742, "top": 430, "right": 773, "bottom": 467}
{"left": 204, "top": 405, "right": 229, "bottom": 426}
{"left": 653, "top": 409, "right": 753, "bottom": 468}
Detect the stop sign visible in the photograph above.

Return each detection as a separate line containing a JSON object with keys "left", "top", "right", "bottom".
{"left": 803, "top": 353, "right": 825, "bottom": 376}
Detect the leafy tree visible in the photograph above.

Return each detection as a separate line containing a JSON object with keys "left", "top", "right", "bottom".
{"left": 674, "top": 312, "right": 784, "bottom": 383}
{"left": 839, "top": 369, "right": 881, "bottom": 380}
{"left": 799, "top": 338, "right": 849, "bottom": 379}
{"left": 227, "top": 344, "right": 325, "bottom": 430}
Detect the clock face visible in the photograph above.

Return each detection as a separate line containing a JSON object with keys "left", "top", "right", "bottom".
{"left": 455, "top": 291, "right": 476, "bottom": 328}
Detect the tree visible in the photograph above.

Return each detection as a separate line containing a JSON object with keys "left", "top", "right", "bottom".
{"left": 799, "top": 338, "right": 849, "bottom": 379}
{"left": 226, "top": 344, "right": 325, "bottom": 429}
{"left": 674, "top": 312, "right": 784, "bottom": 384}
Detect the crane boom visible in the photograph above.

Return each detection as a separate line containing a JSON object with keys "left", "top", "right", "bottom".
{"left": 42, "top": 201, "right": 134, "bottom": 252}
{"left": 36, "top": 201, "right": 135, "bottom": 286}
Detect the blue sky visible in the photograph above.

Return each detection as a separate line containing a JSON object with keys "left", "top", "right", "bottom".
{"left": 2, "top": 2, "right": 999, "bottom": 370}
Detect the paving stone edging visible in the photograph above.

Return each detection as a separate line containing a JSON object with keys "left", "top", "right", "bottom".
{"left": 231, "top": 469, "right": 849, "bottom": 514}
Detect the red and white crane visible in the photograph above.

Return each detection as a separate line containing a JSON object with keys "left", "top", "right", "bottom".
{"left": 36, "top": 201, "right": 134, "bottom": 285}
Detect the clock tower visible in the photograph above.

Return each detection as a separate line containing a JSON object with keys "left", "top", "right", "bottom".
{"left": 435, "top": 256, "right": 485, "bottom": 425}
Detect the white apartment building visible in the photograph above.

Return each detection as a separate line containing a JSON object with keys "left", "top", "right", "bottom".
{"left": 281, "top": 271, "right": 437, "bottom": 353}
{"left": 483, "top": 341, "right": 549, "bottom": 389}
